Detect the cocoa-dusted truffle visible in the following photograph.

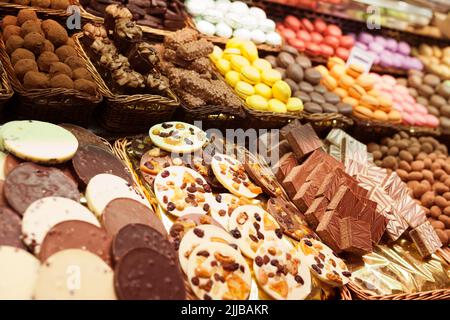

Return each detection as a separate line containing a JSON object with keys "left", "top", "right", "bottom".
{"left": 11, "top": 48, "right": 35, "bottom": 66}
{"left": 5, "top": 35, "right": 24, "bottom": 55}
{"left": 74, "top": 79, "right": 97, "bottom": 95}
{"left": 37, "top": 51, "right": 59, "bottom": 72}
{"left": 72, "top": 68, "right": 92, "bottom": 81}
{"left": 14, "top": 58, "right": 38, "bottom": 81}
{"left": 66, "top": 38, "right": 75, "bottom": 47}
{"left": 41, "top": 19, "right": 60, "bottom": 34}
{"left": 12, "top": 0, "right": 31, "bottom": 6}
{"left": 3, "top": 25, "right": 21, "bottom": 41}
{"left": 31, "top": 0, "right": 51, "bottom": 8}
{"left": 40, "top": 40, "right": 54, "bottom": 53}
{"left": 46, "top": 25, "right": 68, "bottom": 47}
{"left": 64, "top": 56, "right": 85, "bottom": 70}
{"left": 55, "top": 45, "right": 77, "bottom": 62}
{"left": 17, "top": 9, "right": 38, "bottom": 26}
{"left": 23, "top": 71, "right": 49, "bottom": 89}
{"left": 51, "top": 0, "right": 70, "bottom": 10}
{"left": 2, "top": 16, "right": 18, "bottom": 30}
{"left": 20, "top": 20, "right": 43, "bottom": 37}
{"left": 50, "top": 74, "right": 73, "bottom": 89}
{"left": 23, "top": 32, "right": 45, "bottom": 54}
{"left": 49, "top": 62, "right": 72, "bottom": 77}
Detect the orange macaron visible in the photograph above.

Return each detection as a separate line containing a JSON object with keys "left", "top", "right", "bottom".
{"left": 360, "top": 94, "right": 379, "bottom": 110}
{"left": 373, "top": 109, "right": 388, "bottom": 122}
{"left": 327, "top": 57, "right": 345, "bottom": 70}
{"left": 315, "top": 65, "right": 329, "bottom": 77}
{"left": 348, "top": 84, "right": 366, "bottom": 99}
{"left": 343, "top": 96, "right": 359, "bottom": 107}
{"left": 334, "top": 87, "right": 348, "bottom": 99}
{"left": 356, "top": 73, "right": 375, "bottom": 91}
{"left": 353, "top": 105, "right": 373, "bottom": 120}
{"left": 347, "top": 63, "right": 365, "bottom": 78}
{"left": 330, "top": 64, "right": 347, "bottom": 80}
{"left": 338, "top": 75, "right": 355, "bottom": 90}
{"left": 388, "top": 109, "right": 402, "bottom": 122}
{"left": 322, "top": 75, "right": 338, "bottom": 91}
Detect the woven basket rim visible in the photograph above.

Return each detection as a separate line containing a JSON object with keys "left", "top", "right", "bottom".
{"left": 352, "top": 116, "right": 442, "bottom": 135}
{"left": 73, "top": 33, "right": 180, "bottom": 107}
{"left": 0, "top": 2, "right": 75, "bottom": 16}
{"left": 0, "top": 36, "right": 103, "bottom": 103}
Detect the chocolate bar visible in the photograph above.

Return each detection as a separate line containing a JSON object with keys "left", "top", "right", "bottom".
{"left": 273, "top": 152, "right": 298, "bottom": 183}
{"left": 280, "top": 119, "right": 302, "bottom": 140}
{"left": 395, "top": 195, "right": 427, "bottom": 228}
{"left": 304, "top": 196, "right": 328, "bottom": 229}
{"left": 339, "top": 217, "right": 372, "bottom": 255}
{"left": 409, "top": 221, "right": 442, "bottom": 258}
{"left": 282, "top": 165, "right": 307, "bottom": 199}
{"left": 316, "top": 211, "right": 342, "bottom": 253}
{"left": 286, "top": 123, "right": 323, "bottom": 159}
{"left": 269, "top": 140, "right": 292, "bottom": 161}
{"left": 292, "top": 181, "right": 318, "bottom": 212}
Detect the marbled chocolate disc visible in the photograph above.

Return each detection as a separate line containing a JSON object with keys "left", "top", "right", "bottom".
{"left": 59, "top": 123, "right": 109, "bottom": 150}
{"left": 101, "top": 198, "right": 165, "bottom": 237}
{"left": 114, "top": 247, "right": 186, "bottom": 300}
{"left": 72, "top": 145, "right": 132, "bottom": 185}
{"left": 112, "top": 223, "right": 176, "bottom": 264}
{"left": 0, "top": 206, "right": 25, "bottom": 250}
{"left": 4, "top": 163, "right": 81, "bottom": 215}
{"left": 39, "top": 220, "right": 112, "bottom": 265}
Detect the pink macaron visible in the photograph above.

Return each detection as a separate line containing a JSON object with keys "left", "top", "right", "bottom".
{"left": 414, "top": 103, "right": 428, "bottom": 115}
{"left": 402, "top": 112, "right": 415, "bottom": 125}
{"left": 402, "top": 102, "right": 414, "bottom": 113}
{"left": 424, "top": 114, "right": 439, "bottom": 128}
{"left": 395, "top": 85, "right": 409, "bottom": 95}
{"left": 412, "top": 113, "right": 425, "bottom": 126}
{"left": 404, "top": 94, "right": 415, "bottom": 104}
{"left": 393, "top": 103, "right": 403, "bottom": 112}
{"left": 382, "top": 75, "right": 397, "bottom": 86}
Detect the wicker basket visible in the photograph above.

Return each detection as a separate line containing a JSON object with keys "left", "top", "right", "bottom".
{"left": 73, "top": 33, "right": 179, "bottom": 133}
{"left": 0, "top": 37, "right": 102, "bottom": 126}
{"left": 0, "top": 60, "right": 13, "bottom": 115}
{"left": 0, "top": 1, "right": 76, "bottom": 17}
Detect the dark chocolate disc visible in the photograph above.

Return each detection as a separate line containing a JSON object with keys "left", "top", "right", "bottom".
{"left": 39, "top": 220, "right": 112, "bottom": 265}
{"left": 266, "top": 197, "right": 315, "bottom": 241}
{"left": 114, "top": 247, "right": 186, "bottom": 300}
{"left": 59, "top": 124, "right": 109, "bottom": 151}
{"left": 130, "top": 135, "right": 153, "bottom": 159}
{"left": 139, "top": 149, "right": 173, "bottom": 186}
{"left": 4, "top": 163, "right": 81, "bottom": 215}
{"left": 102, "top": 197, "right": 165, "bottom": 237}
{"left": 72, "top": 145, "right": 132, "bottom": 185}
{"left": 0, "top": 206, "right": 26, "bottom": 249}
{"left": 168, "top": 214, "right": 223, "bottom": 250}
{"left": 112, "top": 223, "right": 176, "bottom": 264}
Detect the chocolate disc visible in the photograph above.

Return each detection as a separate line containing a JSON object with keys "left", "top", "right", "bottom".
{"left": 114, "top": 247, "right": 186, "bottom": 300}
{"left": 129, "top": 135, "right": 153, "bottom": 159}
{"left": 139, "top": 148, "right": 173, "bottom": 186}
{"left": 4, "top": 163, "right": 81, "bottom": 215}
{"left": 266, "top": 197, "right": 315, "bottom": 241}
{"left": 102, "top": 198, "right": 165, "bottom": 237}
{"left": 112, "top": 223, "right": 176, "bottom": 264}
{"left": 3, "top": 154, "right": 22, "bottom": 178}
{"left": 169, "top": 213, "right": 223, "bottom": 250}
{"left": 72, "top": 145, "right": 132, "bottom": 185}
{"left": 0, "top": 180, "right": 7, "bottom": 207}
{"left": 0, "top": 206, "right": 25, "bottom": 249}
{"left": 39, "top": 220, "right": 112, "bottom": 265}
{"left": 59, "top": 124, "right": 109, "bottom": 151}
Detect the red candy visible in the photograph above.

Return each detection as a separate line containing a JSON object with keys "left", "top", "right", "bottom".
{"left": 314, "top": 18, "right": 327, "bottom": 33}
{"left": 339, "top": 35, "right": 354, "bottom": 49}
{"left": 297, "top": 30, "right": 311, "bottom": 42}
{"left": 320, "top": 44, "right": 334, "bottom": 57}
{"left": 288, "top": 38, "right": 306, "bottom": 52}
{"left": 325, "top": 24, "right": 342, "bottom": 37}
{"left": 336, "top": 47, "right": 349, "bottom": 60}
{"left": 301, "top": 18, "right": 315, "bottom": 32}
{"left": 323, "top": 35, "right": 339, "bottom": 48}
{"left": 305, "top": 42, "right": 321, "bottom": 56}
{"left": 282, "top": 28, "right": 297, "bottom": 40}
{"left": 310, "top": 32, "right": 323, "bottom": 44}
{"left": 285, "top": 15, "right": 301, "bottom": 31}
{"left": 276, "top": 22, "right": 285, "bottom": 32}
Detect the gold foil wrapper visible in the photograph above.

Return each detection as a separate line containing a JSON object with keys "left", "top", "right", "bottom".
{"left": 348, "top": 239, "right": 450, "bottom": 295}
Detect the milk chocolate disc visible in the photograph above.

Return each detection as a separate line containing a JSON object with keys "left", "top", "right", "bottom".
{"left": 59, "top": 124, "right": 109, "bottom": 151}
{"left": 102, "top": 198, "right": 165, "bottom": 237}
{"left": 4, "top": 163, "right": 81, "bottom": 215}
{"left": 139, "top": 148, "right": 173, "bottom": 186}
{"left": 39, "top": 220, "right": 112, "bottom": 265}
{"left": 0, "top": 180, "right": 7, "bottom": 207}
{"left": 112, "top": 223, "right": 176, "bottom": 264}
{"left": 0, "top": 206, "right": 25, "bottom": 249}
{"left": 169, "top": 214, "right": 223, "bottom": 250}
{"left": 3, "top": 154, "right": 21, "bottom": 177}
{"left": 72, "top": 145, "right": 132, "bottom": 185}
{"left": 114, "top": 247, "right": 186, "bottom": 300}
{"left": 243, "top": 152, "right": 283, "bottom": 198}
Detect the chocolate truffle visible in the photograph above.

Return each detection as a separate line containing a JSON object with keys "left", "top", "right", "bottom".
{"left": 74, "top": 79, "right": 97, "bottom": 95}
{"left": 50, "top": 0, "right": 70, "bottom": 9}
{"left": 23, "top": 32, "right": 45, "bottom": 54}
{"left": 23, "top": 71, "right": 49, "bottom": 89}
{"left": 72, "top": 68, "right": 92, "bottom": 81}
{"left": 5, "top": 35, "right": 24, "bottom": 55}
{"left": 17, "top": 9, "right": 38, "bottom": 26}
{"left": 11, "top": 48, "right": 35, "bottom": 66}
{"left": 14, "top": 58, "right": 38, "bottom": 81}
{"left": 37, "top": 51, "right": 59, "bottom": 72}
{"left": 50, "top": 74, "right": 73, "bottom": 89}
{"left": 3, "top": 25, "right": 21, "bottom": 42}
{"left": 2, "top": 16, "right": 17, "bottom": 30}
{"left": 65, "top": 56, "right": 85, "bottom": 70}
{"left": 49, "top": 62, "right": 72, "bottom": 77}
{"left": 20, "top": 20, "right": 43, "bottom": 37}
{"left": 31, "top": 0, "right": 51, "bottom": 8}
{"left": 55, "top": 45, "right": 77, "bottom": 62}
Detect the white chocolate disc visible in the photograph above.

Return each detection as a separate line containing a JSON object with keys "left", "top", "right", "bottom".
{"left": 34, "top": 249, "right": 116, "bottom": 300}
{"left": 154, "top": 166, "right": 214, "bottom": 217}
{"left": 22, "top": 197, "right": 100, "bottom": 254}
{"left": 187, "top": 242, "right": 251, "bottom": 300}
{"left": 209, "top": 193, "right": 240, "bottom": 231}
{"left": 228, "top": 205, "right": 282, "bottom": 259}
{"left": 211, "top": 154, "right": 262, "bottom": 198}
{"left": 85, "top": 173, "right": 148, "bottom": 217}
{"left": 253, "top": 241, "right": 312, "bottom": 300}
{"left": 0, "top": 151, "right": 6, "bottom": 180}
{"left": 178, "top": 224, "right": 239, "bottom": 275}
{"left": 1, "top": 120, "right": 78, "bottom": 164}
{"left": 149, "top": 122, "right": 207, "bottom": 154}
{"left": 0, "top": 246, "right": 40, "bottom": 300}
{"left": 297, "top": 238, "right": 351, "bottom": 287}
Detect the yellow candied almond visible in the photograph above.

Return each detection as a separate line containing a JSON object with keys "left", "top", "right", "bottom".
{"left": 226, "top": 37, "right": 246, "bottom": 50}
{"left": 240, "top": 40, "right": 259, "bottom": 62}
{"left": 235, "top": 81, "right": 255, "bottom": 99}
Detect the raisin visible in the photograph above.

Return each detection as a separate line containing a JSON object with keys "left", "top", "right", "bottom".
{"left": 204, "top": 184, "right": 212, "bottom": 193}
{"left": 342, "top": 271, "right": 352, "bottom": 277}
{"left": 231, "top": 229, "right": 241, "bottom": 239}
{"left": 275, "top": 228, "right": 283, "bottom": 239}
{"left": 167, "top": 202, "right": 175, "bottom": 211}
{"left": 249, "top": 234, "right": 258, "bottom": 242}
{"left": 304, "top": 239, "right": 313, "bottom": 246}
{"left": 222, "top": 262, "right": 240, "bottom": 271}
{"left": 204, "top": 294, "right": 212, "bottom": 300}
{"left": 187, "top": 186, "right": 197, "bottom": 193}
{"left": 162, "top": 195, "right": 168, "bottom": 204}
{"left": 191, "top": 277, "right": 200, "bottom": 286}
{"left": 161, "top": 170, "right": 170, "bottom": 178}
{"left": 197, "top": 250, "right": 209, "bottom": 257}
{"left": 255, "top": 256, "right": 263, "bottom": 267}
{"left": 256, "top": 231, "right": 264, "bottom": 240}
{"left": 312, "top": 264, "right": 322, "bottom": 274}
{"left": 203, "top": 203, "right": 210, "bottom": 212}
{"left": 218, "top": 209, "right": 226, "bottom": 217}
{"left": 195, "top": 178, "right": 204, "bottom": 185}
{"left": 184, "top": 138, "right": 193, "bottom": 145}
{"left": 263, "top": 255, "right": 270, "bottom": 264}
{"left": 215, "top": 195, "right": 222, "bottom": 203}
{"left": 162, "top": 123, "right": 173, "bottom": 129}
{"left": 229, "top": 243, "right": 238, "bottom": 250}
{"left": 270, "top": 259, "right": 279, "bottom": 267}
{"left": 193, "top": 228, "right": 205, "bottom": 238}
{"left": 295, "top": 275, "right": 304, "bottom": 285}
{"left": 253, "top": 222, "right": 260, "bottom": 230}
{"left": 254, "top": 213, "right": 261, "bottom": 221}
